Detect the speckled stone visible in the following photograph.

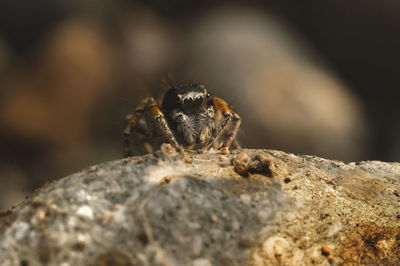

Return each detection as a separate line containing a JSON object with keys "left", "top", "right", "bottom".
{"left": 0, "top": 149, "right": 399, "bottom": 265}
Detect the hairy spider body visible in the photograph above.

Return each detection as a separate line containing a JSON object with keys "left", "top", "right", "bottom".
{"left": 123, "top": 84, "right": 241, "bottom": 157}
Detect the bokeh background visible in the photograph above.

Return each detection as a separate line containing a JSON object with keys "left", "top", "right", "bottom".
{"left": 0, "top": 0, "right": 399, "bottom": 209}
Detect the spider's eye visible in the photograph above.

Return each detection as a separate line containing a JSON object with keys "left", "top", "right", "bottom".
{"left": 206, "top": 93, "right": 210, "bottom": 98}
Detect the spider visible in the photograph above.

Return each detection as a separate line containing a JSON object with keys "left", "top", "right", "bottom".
{"left": 122, "top": 84, "right": 241, "bottom": 157}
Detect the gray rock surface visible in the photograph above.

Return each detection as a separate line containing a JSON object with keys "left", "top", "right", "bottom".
{"left": 0, "top": 149, "right": 399, "bottom": 265}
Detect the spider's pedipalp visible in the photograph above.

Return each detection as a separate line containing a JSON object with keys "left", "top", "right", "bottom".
{"left": 147, "top": 98, "right": 183, "bottom": 152}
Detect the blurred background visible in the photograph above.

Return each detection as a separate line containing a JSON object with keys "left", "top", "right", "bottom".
{"left": 0, "top": 0, "right": 399, "bottom": 209}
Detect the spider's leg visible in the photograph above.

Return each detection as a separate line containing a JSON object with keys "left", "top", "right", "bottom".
{"left": 222, "top": 112, "right": 241, "bottom": 149}
{"left": 204, "top": 97, "right": 240, "bottom": 150}
{"left": 122, "top": 97, "right": 149, "bottom": 157}
{"left": 148, "top": 98, "right": 182, "bottom": 152}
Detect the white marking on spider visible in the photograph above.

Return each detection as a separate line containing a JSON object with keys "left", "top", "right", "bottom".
{"left": 178, "top": 91, "right": 206, "bottom": 102}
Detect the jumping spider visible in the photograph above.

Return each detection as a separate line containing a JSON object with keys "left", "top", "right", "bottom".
{"left": 123, "top": 84, "right": 241, "bottom": 157}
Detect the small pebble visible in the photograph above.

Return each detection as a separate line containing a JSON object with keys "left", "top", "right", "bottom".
{"left": 184, "top": 157, "right": 193, "bottom": 164}
{"left": 210, "top": 213, "right": 218, "bottom": 223}
{"left": 233, "top": 152, "right": 250, "bottom": 176}
{"left": 160, "top": 176, "right": 172, "bottom": 184}
{"left": 283, "top": 177, "right": 291, "bottom": 183}
{"left": 76, "top": 206, "right": 93, "bottom": 220}
{"left": 321, "top": 244, "right": 331, "bottom": 256}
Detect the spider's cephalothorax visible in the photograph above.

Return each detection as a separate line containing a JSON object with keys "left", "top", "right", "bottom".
{"left": 123, "top": 84, "right": 241, "bottom": 157}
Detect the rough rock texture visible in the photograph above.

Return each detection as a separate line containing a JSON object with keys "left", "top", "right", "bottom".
{"left": 0, "top": 149, "right": 399, "bottom": 266}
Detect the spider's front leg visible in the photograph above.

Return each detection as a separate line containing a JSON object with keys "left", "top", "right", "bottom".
{"left": 123, "top": 97, "right": 150, "bottom": 157}
{"left": 204, "top": 97, "right": 241, "bottom": 151}
{"left": 147, "top": 98, "right": 183, "bottom": 152}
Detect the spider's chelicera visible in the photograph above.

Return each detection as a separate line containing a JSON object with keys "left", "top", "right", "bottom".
{"left": 123, "top": 84, "right": 241, "bottom": 157}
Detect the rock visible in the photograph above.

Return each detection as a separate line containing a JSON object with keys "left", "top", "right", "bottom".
{"left": 0, "top": 149, "right": 399, "bottom": 265}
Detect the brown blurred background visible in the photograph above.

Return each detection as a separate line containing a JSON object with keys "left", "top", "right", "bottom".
{"left": 0, "top": 0, "right": 399, "bottom": 209}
